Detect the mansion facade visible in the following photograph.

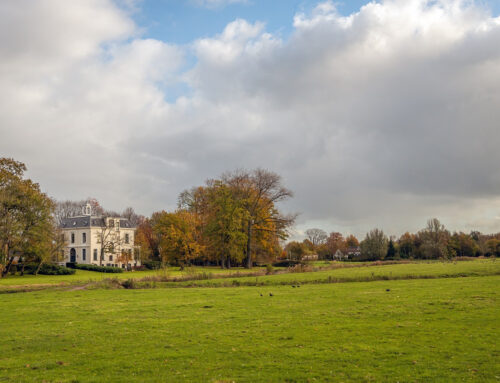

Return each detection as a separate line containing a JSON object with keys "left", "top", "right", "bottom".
{"left": 60, "top": 204, "right": 140, "bottom": 269}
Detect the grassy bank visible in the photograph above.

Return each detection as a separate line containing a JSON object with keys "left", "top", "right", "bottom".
{"left": 2, "top": 259, "right": 497, "bottom": 292}
{"left": 0, "top": 266, "right": 268, "bottom": 288}
{"left": 139, "top": 259, "right": 500, "bottom": 288}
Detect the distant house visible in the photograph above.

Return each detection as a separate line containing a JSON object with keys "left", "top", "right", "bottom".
{"left": 59, "top": 203, "right": 139, "bottom": 269}
{"left": 333, "top": 249, "right": 347, "bottom": 260}
{"left": 346, "top": 247, "right": 361, "bottom": 258}
{"left": 302, "top": 254, "right": 319, "bottom": 261}
{"left": 333, "top": 247, "right": 361, "bottom": 260}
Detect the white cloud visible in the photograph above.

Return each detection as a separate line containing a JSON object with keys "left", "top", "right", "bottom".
{"left": 1, "top": 0, "right": 499, "bottom": 238}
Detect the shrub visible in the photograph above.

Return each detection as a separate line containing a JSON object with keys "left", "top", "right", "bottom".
{"left": 21, "top": 263, "right": 75, "bottom": 275}
{"left": 273, "top": 260, "right": 301, "bottom": 268}
{"left": 73, "top": 264, "right": 124, "bottom": 273}
{"left": 121, "top": 279, "right": 136, "bottom": 289}
{"left": 265, "top": 264, "right": 274, "bottom": 274}
{"left": 143, "top": 260, "right": 162, "bottom": 270}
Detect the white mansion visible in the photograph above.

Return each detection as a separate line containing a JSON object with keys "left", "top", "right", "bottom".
{"left": 60, "top": 204, "right": 140, "bottom": 269}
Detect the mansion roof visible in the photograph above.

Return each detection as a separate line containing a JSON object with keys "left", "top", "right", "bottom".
{"left": 60, "top": 216, "right": 135, "bottom": 229}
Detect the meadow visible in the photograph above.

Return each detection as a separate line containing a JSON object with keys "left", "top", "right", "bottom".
{"left": 0, "top": 266, "right": 260, "bottom": 289}
{"left": 0, "top": 260, "right": 498, "bottom": 382}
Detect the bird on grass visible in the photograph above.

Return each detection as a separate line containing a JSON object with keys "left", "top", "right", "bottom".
{"left": 269, "top": 293, "right": 274, "bottom": 297}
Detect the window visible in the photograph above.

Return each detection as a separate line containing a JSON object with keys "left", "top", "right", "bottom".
{"left": 82, "top": 233, "right": 86, "bottom": 243}
{"left": 108, "top": 219, "right": 114, "bottom": 228}
{"left": 93, "top": 249, "right": 97, "bottom": 261}
{"left": 116, "top": 220, "right": 120, "bottom": 228}
{"left": 109, "top": 255, "right": 113, "bottom": 261}
{"left": 125, "top": 234, "right": 129, "bottom": 244}
{"left": 71, "top": 233, "right": 75, "bottom": 243}
{"left": 82, "top": 249, "right": 86, "bottom": 261}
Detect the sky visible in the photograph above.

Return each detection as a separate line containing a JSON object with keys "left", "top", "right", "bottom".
{"left": 1, "top": 0, "right": 500, "bottom": 240}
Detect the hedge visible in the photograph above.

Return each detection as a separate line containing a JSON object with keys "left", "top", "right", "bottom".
{"left": 272, "top": 260, "right": 302, "bottom": 268}
{"left": 72, "top": 264, "right": 124, "bottom": 273}
{"left": 22, "top": 263, "right": 76, "bottom": 275}
{"left": 142, "top": 260, "right": 162, "bottom": 270}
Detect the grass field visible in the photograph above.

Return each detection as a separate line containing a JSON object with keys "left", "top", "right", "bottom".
{"left": 0, "top": 266, "right": 265, "bottom": 288}
{"left": 0, "top": 260, "right": 498, "bottom": 382}
{"left": 160, "top": 259, "right": 500, "bottom": 288}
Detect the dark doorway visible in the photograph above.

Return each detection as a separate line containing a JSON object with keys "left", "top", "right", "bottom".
{"left": 70, "top": 248, "right": 76, "bottom": 263}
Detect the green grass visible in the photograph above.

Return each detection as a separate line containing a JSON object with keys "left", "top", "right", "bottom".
{"left": 0, "top": 266, "right": 266, "bottom": 288}
{"left": 2, "top": 260, "right": 498, "bottom": 291}
{"left": 151, "top": 259, "right": 500, "bottom": 288}
{"left": 0, "top": 275, "right": 498, "bottom": 382}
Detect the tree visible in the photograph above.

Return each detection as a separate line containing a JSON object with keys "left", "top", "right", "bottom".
{"left": 325, "top": 232, "right": 346, "bottom": 259}
{"left": 284, "top": 241, "right": 308, "bottom": 261}
{"left": 360, "top": 228, "right": 388, "bottom": 261}
{"left": 135, "top": 218, "right": 160, "bottom": 262}
{"left": 418, "top": 218, "right": 450, "bottom": 259}
{"left": 54, "top": 198, "right": 104, "bottom": 225}
{"left": 398, "top": 232, "right": 415, "bottom": 259}
{"left": 386, "top": 238, "right": 397, "bottom": 259}
{"left": 24, "top": 222, "right": 66, "bottom": 275}
{"left": 345, "top": 234, "right": 359, "bottom": 248}
{"left": 222, "top": 169, "right": 295, "bottom": 268}
{"left": 449, "top": 232, "right": 479, "bottom": 258}
{"left": 94, "top": 215, "right": 123, "bottom": 266}
{"left": 485, "top": 238, "right": 500, "bottom": 256}
{"left": 204, "top": 181, "right": 248, "bottom": 268}
{"left": 0, "top": 158, "right": 56, "bottom": 277}
{"left": 121, "top": 207, "right": 144, "bottom": 227}
{"left": 152, "top": 210, "right": 203, "bottom": 267}
{"left": 305, "top": 228, "right": 327, "bottom": 248}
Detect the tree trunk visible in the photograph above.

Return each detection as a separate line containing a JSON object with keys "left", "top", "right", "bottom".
{"left": 100, "top": 248, "right": 104, "bottom": 266}
{"left": 20, "top": 261, "right": 25, "bottom": 276}
{"left": 2, "top": 256, "right": 14, "bottom": 277}
{"left": 227, "top": 256, "right": 231, "bottom": 269}
{"left": 245, "top": 221, "right": 252, "bottom": 268}
{"left": 34, "top": 260, "right": 44, "bottom": 276}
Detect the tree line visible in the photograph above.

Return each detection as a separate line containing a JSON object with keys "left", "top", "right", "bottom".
{"left": 287, "top": 218, "right": 500, "bottom": 261}
{"left": 135, "top": 169, "right": 295, "bottom": 268}
{"left": 2, "top": 156, "right": 498, "bottom": 278}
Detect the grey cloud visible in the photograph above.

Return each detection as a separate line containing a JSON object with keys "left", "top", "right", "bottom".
{"left": 1, "top": 0, "right": 499, "bottom": 238}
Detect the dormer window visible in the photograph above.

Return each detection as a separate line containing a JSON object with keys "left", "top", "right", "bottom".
{"left": 83, "top": 203, "right": 92, "bottom": 216}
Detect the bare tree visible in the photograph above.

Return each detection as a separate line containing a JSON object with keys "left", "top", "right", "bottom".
{"left": 121, "top": 206, "right": 143, "bottom": 227}
{"left": 94, "top": 215, "right": 123, "bottom": 266}
{"left": 54, "top": 197, "right": 104, "bottom": 225}
{"left": 305, "top": 228, "right": 328, "bottom": 247}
